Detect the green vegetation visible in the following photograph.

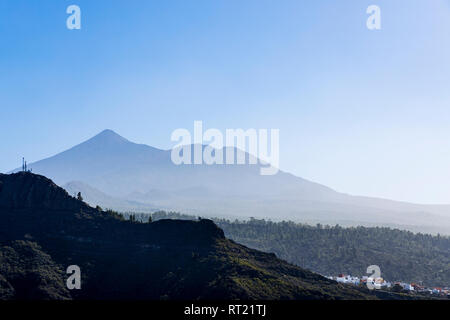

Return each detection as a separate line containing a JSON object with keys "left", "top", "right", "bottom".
{"left": 145, "top": 212, "right": 450, "bottom": 287}
{"left": 216, "top": 219, "right": 450, "bottom": 287}
{"left": 0, "top": 241, "right": 70, "bottom": 300}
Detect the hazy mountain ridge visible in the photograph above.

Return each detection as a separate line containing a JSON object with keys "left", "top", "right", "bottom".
{"left": 63, "top": 181, "right": 155, "bottom": 212}
{"left": 12, "top": 129, "right": 450, "bottom": 234}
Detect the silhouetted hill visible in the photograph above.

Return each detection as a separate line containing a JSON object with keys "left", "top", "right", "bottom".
{"left": 0, "top": 172, "right": 392, "bottom": 300}
{"left": 0, "top": 172, "right": 85, "bottom": 211}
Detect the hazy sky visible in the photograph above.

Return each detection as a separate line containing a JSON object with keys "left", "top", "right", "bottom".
{"left": 1, "top": 0, "right": 449, "bottom": 204}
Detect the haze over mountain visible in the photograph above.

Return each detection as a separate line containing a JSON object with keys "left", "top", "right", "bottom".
{"left": 13, "top": 129, "right": 450, "bottom": 234}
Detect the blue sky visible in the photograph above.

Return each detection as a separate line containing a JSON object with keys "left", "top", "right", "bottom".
{"left": 1, "top": 0, "right": 449, "bottom": 203}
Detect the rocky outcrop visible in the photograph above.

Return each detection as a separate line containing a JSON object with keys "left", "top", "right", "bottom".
{"left": 0, "top": 172, "right": 87, "bottom": 211}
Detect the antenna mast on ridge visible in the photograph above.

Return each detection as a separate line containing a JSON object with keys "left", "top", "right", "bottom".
{"left": 22, "top": 157, "right": 29, "bottom": 172}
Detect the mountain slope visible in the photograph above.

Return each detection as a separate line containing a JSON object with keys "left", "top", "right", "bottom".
{"left": 0, "top": 172, "right": 383, "bottom": 300}
{"left": 0, "top": 240, "right": 71, "bottom": 300}
{"left": 63, "top": 180, "right": 155, "bottom": 212}
{"left": 12, "top": 129, "right": 450, "bottom": 234}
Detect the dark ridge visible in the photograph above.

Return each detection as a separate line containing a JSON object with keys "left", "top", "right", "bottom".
{"left": 0, "top": 172, "right": 404, "bottom": 300}
{"left": 0, "top": 172, "right": 225, "bottom": 246}
{"left": 0, "top": 172, "right": 87, "bottom": 211}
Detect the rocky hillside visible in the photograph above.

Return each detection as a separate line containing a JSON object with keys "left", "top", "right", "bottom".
{"left": 0, "top": 172, "right": 399, "bottom": 300}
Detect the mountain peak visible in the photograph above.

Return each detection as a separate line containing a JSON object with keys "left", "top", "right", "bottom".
{"left": 94, "top": 129, "right": 127, "bottom": 140}
{"left": 85, "top": 129, "right": 130, "bottom": 146}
